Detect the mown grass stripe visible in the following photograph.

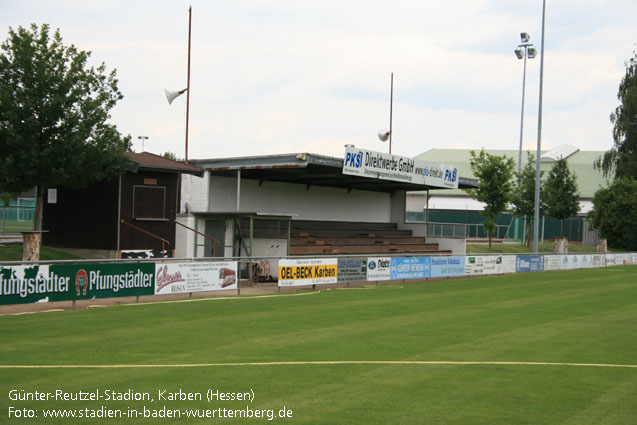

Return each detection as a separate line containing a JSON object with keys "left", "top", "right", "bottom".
{"left": 2, "top": 360, "right": 637, "bottom": 369}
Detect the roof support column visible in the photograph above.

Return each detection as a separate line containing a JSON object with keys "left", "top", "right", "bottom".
{"left": 425, "top": 189, "right": 430, "bottom": 238}
{"left": 236, "top": 169, "right": 241, "bottom": 212}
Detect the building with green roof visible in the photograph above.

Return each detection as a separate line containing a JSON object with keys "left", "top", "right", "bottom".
{"left": 407, "top": 145, "right": 612, "bottom": 242}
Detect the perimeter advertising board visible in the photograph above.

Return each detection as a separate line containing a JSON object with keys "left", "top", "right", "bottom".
{"left": 1, "top": 263, "right": 155, "bottom": 305}
{"left": 367, "top": 257, "right": 392, "bottom": 281}
{"left": 337, "top": 258, "right": 367, "bottom": 283}
{"left": 0, "top": 265, "right": 69, "bottom": 305}
{"left": 390, "top": 257, "right": 430, "bottom": 280}
{"left": 342, "top": 146, "right": 459, "bottom": 189}
{"left": 52, "top": 263, "right": 155, "bottom": 300}
{"left": 154, "top": 262, "right": 238, "bottom": 295}
{"left": 588, "top": 255, "right": 605, "bottom": 268}
{"left": 561, "top": 255, "right": 589, "bottom": 270}
{"left": 465, "top": 255, "right": 516, "bottom": 276}
{"left": 543, "top": 255, "right": 561, "bottom": 271}
{"left": 607, "top": 254, "right": 635, "bottom": 266}
{"left": 516, "top": 255, "right": 544, "bottom": 273}
{"left": 430, "top": 256, "right": 466, "bottom": 278}
{"left": 278, "top": 258, "right": 338, "bottom": 287}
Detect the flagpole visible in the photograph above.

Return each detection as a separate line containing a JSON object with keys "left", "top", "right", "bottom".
{"left": 185, "top": 5, "right": 192, "bottom": 164}
{"left": 389, "top": 72, "right": 393, "bottom": 155}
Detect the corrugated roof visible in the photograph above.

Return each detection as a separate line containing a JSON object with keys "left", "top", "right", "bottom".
{"left": 125, "top": 152, "right": 204, "bottom": 177}
{"left": 540, "top": 145, "right": 579, "bottom": 162}
{"left": 414, "top": 148, "right": 611, "bottom": 198}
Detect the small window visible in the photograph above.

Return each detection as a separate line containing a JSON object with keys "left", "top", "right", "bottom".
{"left": 133, "top": 185, "right": 166, "bottom": 220}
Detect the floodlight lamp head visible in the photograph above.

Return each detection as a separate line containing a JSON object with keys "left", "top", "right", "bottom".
{"left": 378, "top": 129, "right": 391, "bottom": 142}
{"left": 515, "top": 48, "right": 524, "bottom": 60}
{"left": 520, "top": 32, "right": 530, "bottom": 43}
{"left": 165, "top": 88, "right": 188, "bottom": 105}
{"left": 527, "top": 47, "right": 537, "bottom": 59}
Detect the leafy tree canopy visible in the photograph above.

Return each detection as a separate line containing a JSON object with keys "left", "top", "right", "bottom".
{"left": 543, "top": 158, "right": 580, "bottom": 237}
{"left": 0, "top": 24, "right": 131, "bottom": 230}
{"left": 162, "top": 151, "right": 182, "bottom": 161}
{"left": 464, "top": 150, "right": 515, "bottom": 247}
{"left": 511, "top": 152, "right": 545, "bottom": 220}
{"left": 510, "top": 152, "right": 546, "bottom": 246}
{"left": 0, "top": 24, "right": 131, "bottom": 194}
{"left": 589, "top": 178, "right": 637, "bottom": 251}
{"left": 596, "top": 50, "right": 637, "bottom": 179}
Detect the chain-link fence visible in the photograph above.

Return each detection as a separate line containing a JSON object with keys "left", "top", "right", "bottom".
{"left": 1, "top": 202, "right": 35, "bottom": 234}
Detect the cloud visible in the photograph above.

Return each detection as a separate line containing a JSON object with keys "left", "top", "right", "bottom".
{"left": 2, "top": 0, "right": 635, "bottom": 161}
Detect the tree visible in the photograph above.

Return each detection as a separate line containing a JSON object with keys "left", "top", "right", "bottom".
{"left": 162, "top": 152, "right": 182, "bottom": 161}
{"left": 510, "top": 152, "right": 545, "bottom": 246}
{"left": 464, "top": 150, "right": 516, "bottom": 248}
{"left": 0, "top": 24, "right": 131, "bottom": 232}
{"left": 589, "top": 178, "right": 637, "bottom": 251}
{"left": 596, "top": 50, "right": 637, "bottom": 179}
{"left": 543, "top": 158, "right": 580, "bottom": 238}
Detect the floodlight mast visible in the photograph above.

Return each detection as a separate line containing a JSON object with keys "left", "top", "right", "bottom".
{"left": 515, "top": 32, "right": 536, "bottom": 179}
{"left": 533, "top": 0, "right": 547, "bottom": 254}
{"left": 137, "top": 135, "right": 149, "bottom": 152}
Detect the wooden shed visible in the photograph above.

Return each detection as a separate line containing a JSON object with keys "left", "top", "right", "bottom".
{"left": 43, "top": 152, "right": 203, "bottom": 258}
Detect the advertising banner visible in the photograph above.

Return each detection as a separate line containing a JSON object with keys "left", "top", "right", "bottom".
{"left": 0, "top": 264, "right": 71, "bottom": 305}
{"left": 430, "top": 256, "right": 466, "bottom": 278}
{"left": 566, "top": 254, "right": 603, "bottom": 270}
{"left": 500, "top": 255, "right": 517, "bottom": 274}
{"left": 390, "top": 257, "right": 430, "bottom": 280}
{"left": 516, "top": 255, "right": 544, "bottom": 273}
{"left": 466, "top": 255, "right": 487, "bottom": 276}
{"left": 543, "top": 255, "right": 562, "bottom": 271}
{"left": 337, "top": 258, "right": 367, "bottom": 283}
{"left": 466, "top": 255, "right": 516, "bottom": 275}
{"left": 343, "top": 146, "right": 459, "bottom": 189}
{"left": 588, "top": 255, "right": 605, "bottom": 268}
{"left": 607, "top": 254, "right": 635, "bottom": 266}
{"left": 278, "top": 258, "right": 338, "bottom": 287}
{"left": 154, "top": 262, "right": 238, "bottom": 295}
{"left": 367, "top": 257, "right": 392, "bottom": 281}
{"left": 605, "top": 254, "right": 619, "bottom": 266}
{"left": 51, "top": 263, "right": 155, "bottom": 300}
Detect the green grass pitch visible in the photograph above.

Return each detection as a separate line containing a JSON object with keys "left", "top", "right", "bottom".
{"left": 2, "top": 266, "right": 637, "bottom": 424}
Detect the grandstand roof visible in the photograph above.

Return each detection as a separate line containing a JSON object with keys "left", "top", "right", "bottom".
{"left": 191, "top": 152, "right": 478, "bottom": 194}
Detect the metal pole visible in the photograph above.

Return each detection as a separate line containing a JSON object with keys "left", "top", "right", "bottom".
{"left": 425, "top": 189, "right": 429, "bottom": 238}
{"left": 116, "top": 175, "right": 122, "bottom": 257}
{"left": 518, "top": 48, "right": 528, "bottom": 178}
{"left": 236, "top": 169, "right": 241, "bottom": 211}
{"left": 389, "top": 72, "right": 393, "bottom": 154}
{"left": 185, "top": 6, "right": 192, "bottom": 164}
{"left": 533, "top": 0, "right": 546, "bottom": 254}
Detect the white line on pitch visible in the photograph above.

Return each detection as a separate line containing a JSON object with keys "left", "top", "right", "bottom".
{"left": 2, "top": 360, "right": 637, "bottom": 369}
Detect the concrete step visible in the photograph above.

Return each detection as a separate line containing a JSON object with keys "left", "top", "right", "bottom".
{"left": 289, "top": 243, "right": 442, "bottom": 255}
{"left": 290, "top": 236, "right": 428, "bottom": 245}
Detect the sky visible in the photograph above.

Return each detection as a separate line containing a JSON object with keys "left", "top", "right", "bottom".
{"left": 2, "top": 0, "right": 637, "bottom": 160}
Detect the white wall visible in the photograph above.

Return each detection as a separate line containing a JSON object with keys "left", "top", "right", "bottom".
{"left": 427, "top": 237, "right": 466, "bottom": 255}
{"left": 180, "top": 173, "right": 209, "bottom": 213}
{"left": 407, "top": 193, "right": 485, "bottom": 212}
{"left": 175, "top": 214, "right": 196, "bottom": 258}
{"left": 209, "top": 175, "right": 392, "bottom": 223}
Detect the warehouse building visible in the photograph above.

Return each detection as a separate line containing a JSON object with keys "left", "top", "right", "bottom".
{"left": 407, "top": 145, "right": 611, "bottom": 243}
